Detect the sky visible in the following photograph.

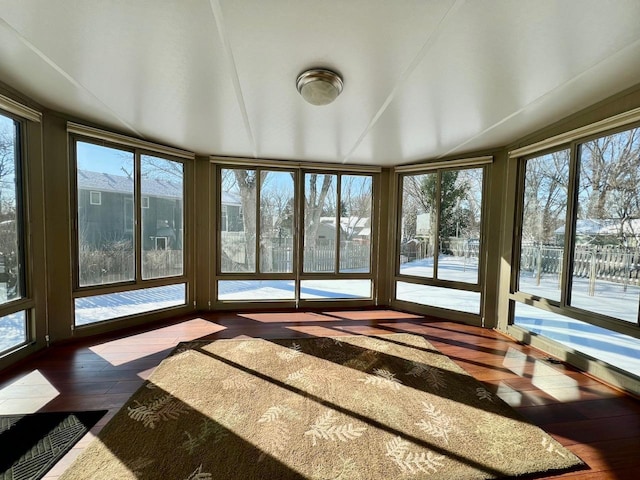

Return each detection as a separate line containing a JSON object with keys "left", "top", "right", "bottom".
{"left": 77, "top": 141, "right": 133, "bottom": 176}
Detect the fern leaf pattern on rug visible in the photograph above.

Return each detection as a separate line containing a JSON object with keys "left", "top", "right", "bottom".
{"left": 127, "top": 394, "right": 189, "bottom": 429}
{"left": 304, "top": 410, "right": 367, "bottom": 446}
{"left": 357, "top": 368, "right": 402, "bottom": 391}
{"left": 256, "top": 404, "right": 300, "bottom": 462}
{"left": 385, "top": 436, "right": 445, "bottom": 475}
{"left": 414, "top": 402, "right": 458, "bottom": 445}
{"left": 59, "top": 334, "right": 584, "bottom": 480}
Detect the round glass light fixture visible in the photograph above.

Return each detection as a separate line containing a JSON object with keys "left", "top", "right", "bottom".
{"left": 296, "top": 69, "right": 343, "bottom": 106}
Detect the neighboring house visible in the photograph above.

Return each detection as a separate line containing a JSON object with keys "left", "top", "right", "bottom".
{"left": 555, "top": 219, "right": 640, "bottom": 246}
{"left": 77, "top": 169, "right": 184, "bottom": 251}
{"left": 221, "top": 191, "right": 243, "bottom": 232}
{"left": 313, "top": 216, "right": 370, "bottom": 244}
{"left": 77, "top": 169, "right": 247, "bottom": 251}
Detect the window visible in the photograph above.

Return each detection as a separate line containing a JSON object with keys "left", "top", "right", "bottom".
{"left": 0, "top": 112, "right": 27, "bottom": 354}
{"left": 221, "top": 205, "right": 228, "bottom": 232}
{"left": 512, "top": 124, "right": 640, "bottom": 380}
{"left": 216, "top": 165, "right": 375, "bottom": 303}
{"left": 220, "top": 167, "right": 295, "bottom": 277}
{"left": 570, "top": 130, "right": 640, "bottom": 322}
{"left": 303, "top": 173, "right": 373, "bottom": 276}
{"left": 124, "top": 197, "right": 133, "bottom": 233}
{"left": 517, "top": 149, "right": 570, "bottom": 302}
{"left": 89, "top": 191, "right": 102, "bottom": 205}
{"left": 141, "top": 155, "right": 184, "bottom": 280}
{"left": 396, "top": 165, "right": 485, "bottom": 314}
{"left": 74, "top": 139, "right": 186, "bottom": 324}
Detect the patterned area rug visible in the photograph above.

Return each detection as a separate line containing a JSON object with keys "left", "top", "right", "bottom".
{"left": 59, "top": 334, "right": 584, "bottom": 479}
{"left": 0, "top": 410, "right": 106, "bottom": 480}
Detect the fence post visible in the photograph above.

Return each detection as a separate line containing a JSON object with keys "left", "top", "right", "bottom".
{"left": 536, "top": 245, "right": 542, "bottom": 286}
{"left": 588, "top": 250, "right": 596, "bottom": 296}
{"left": 623, "top": 251, "right": 630, "bottom": 293}
{"left": 558, "top": 250, "right": 562, "bottom": 289}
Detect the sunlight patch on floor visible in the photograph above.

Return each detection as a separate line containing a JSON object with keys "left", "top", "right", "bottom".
{"left": 0, "top": 370, "right": 60, "bottom": 414}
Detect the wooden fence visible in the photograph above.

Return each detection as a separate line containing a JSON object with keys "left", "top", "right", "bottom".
{"left": 399, "top": 237, "right": 480, "bottom": 263}
{"left": 520, "top": 244, "right": 640, "bottom": 293}
{"left": 79, "top": 249, "right": 183, "bottom": 285}
{"left": 221, "top": 241, "right": 370, "bottom": 273}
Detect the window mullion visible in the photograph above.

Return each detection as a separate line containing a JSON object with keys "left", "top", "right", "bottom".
{"left": 256, "top": 169, "right": 262, "bottom": 274}
{"left": 335, "top": 173, "right": 341, "bottom": 274}
{"left": 295, "top": 170, "right": 302, "bottom": 306}
{"left": 134, "top": 151, "right": 142, "bottom": 283}
{"left": 433, "top": 171, "right": 441, "bottom": 279}
{"left": 561, "top": 142, "right": 580, "bottom": 307}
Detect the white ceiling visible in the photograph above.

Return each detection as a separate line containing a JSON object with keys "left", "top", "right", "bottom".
{"left": 1, "top": 0, "right": 640, "bottom": 167}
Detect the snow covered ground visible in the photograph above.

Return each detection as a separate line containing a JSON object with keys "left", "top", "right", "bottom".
{"left": 73, "top": 284, "right": 187, "bottom": 326}
{"left": 514, "top": 303, "right": 640, "bottom": 378}
{"left": 217, "top": 279, "right": 372, "bottom": 300}
{"left": 519, "top": 272, "right": 639, "bottom": 324}
{"left": 0, "top": 311, "right": 26, "bottom": 353}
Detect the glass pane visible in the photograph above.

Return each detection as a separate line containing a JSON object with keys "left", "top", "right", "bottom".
{"left": 220, "top": 168, "right": 256, "bottom": 273}
{"left": 0, "top": 114, "right": 22, "bottom": 303}
{"left": 514, "top": 302, "right": 640, "bottom": 378}
{"left": 396, "top": 281, "right": 480, "bottom": 314}
{"left": 141, "top": 155, "right": 184, "bottom": 280}
{"left": 399, "top": 173, "right": 436, "bottom": 277}
{"left": 0, "top": 310, "right": 27, "bottom": 353}
{"left": 300, "top": 280, "right": 371, "bottom": 299}
{"left": 218, "top": 280, "right": 295, "bottom": 300}
{"left": 339, "top": 175, "right": 372, "bottom": 273}
{"left": 77, "top": 142, "right": 135, "bottom": 286}
{"left": 518, "top": 150, "right": 570, "bottom": 301}
{"left": 303, "top": 173, "right": 337, "bottom": 273}
{"left": 260, "top": 170, "right": 294, "bottom": 273}
{"left": 438, "top": 168, "right": 483, "bottom": 284}
{"left": 74, "top": 283, "right": 186, "bottom": 326}
{"left": 570, "top": 130, "right": 640, "bottom": 323}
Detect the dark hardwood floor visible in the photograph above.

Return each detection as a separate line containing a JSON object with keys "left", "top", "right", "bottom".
{"left": 1, "top": 309, "right": 638, "bottom": 479}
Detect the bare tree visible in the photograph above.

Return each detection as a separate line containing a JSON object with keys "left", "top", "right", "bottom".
{"left": 522, "top": 150, "right": 569, "bottom": 245}
{"left": 339, "top": 175, "right": 372, "bottom": 240}
{"left": 0, "top": 122, "right": 17, "bottom": 221}
{"left": 304, "top": 173, "right": 334, "bottom": 248}
{"left": 580, "top": 128, "right": 640, "bottom": 220}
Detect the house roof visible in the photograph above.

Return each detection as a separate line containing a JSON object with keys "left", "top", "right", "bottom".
{"left": 77, "top": 169, "right": 183, "bottom": 199}
{"left": 78, "top": 169, "right": 243, "bottom": 205}
{"left": 555, "top": 219, "right": 640, "bottom": 236}
{"left": 221, "top": 191, "right": 242, "bottom": 206}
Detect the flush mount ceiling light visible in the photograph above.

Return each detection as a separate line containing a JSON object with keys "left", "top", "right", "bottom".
{"left": 296, "top": 68, "right": 343, "bottom": 106}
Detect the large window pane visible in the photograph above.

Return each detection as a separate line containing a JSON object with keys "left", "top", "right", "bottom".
{"left": 220, "top": 168, "right": 256, "bottom": 273}
{"left": 74, "top": 283, "right": 186, "bottom": 326}
{"left": 218, "top": 280, "right": 295, "bottom": 301}
{"left": 339, "top": 175, "right": 372, "bottom": 273}
{"left": 141, "top": 155, "right": 184, "bottom": 280}
{"left": 438, "top": 168, "right": 483, "bottom": 284}
{"left": 570, "top": 130, "right": 640, "bottom": 323}
{"left": 396, "top": 281, "right": 480, "bottom": 314}
{"left": 518, "top": 150, "right": 570, "bottom": 301}
{"left": 514, "top": 302, "right": 640, "bottom": 378}
{"left": 300, "top": 280, "right": 371, "bottom": 299}
{"left": 303, "top": 173, "right": 337, "bottom": 273}
{"left": 0, "top": 114, "right": 22, "bottom": 303}
{"left": 399, "top": 173, "right": 436, "bottom": 278}
{"left": 77, "top": 142, "right": 135, "bottom": 286}
{"left": 260, "top": 170, "right": 294, "bottom": 273}
{"left": 0, "top": 311, "right": 26, "bottom": 353}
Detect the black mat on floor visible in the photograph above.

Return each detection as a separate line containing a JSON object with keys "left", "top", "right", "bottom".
{"left": 0, "top": 410, "right": 107, "bottom": 480}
